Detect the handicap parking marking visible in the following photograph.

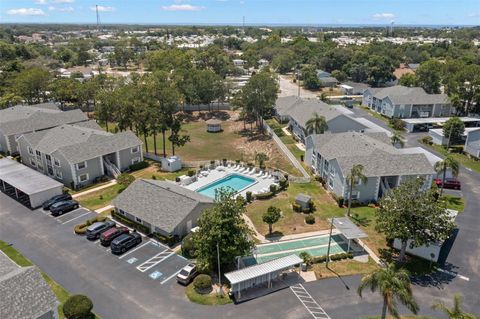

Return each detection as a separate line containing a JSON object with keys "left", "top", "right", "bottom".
{"left": 137, "top": 249, "right": 174, "bottom": 272}
{"left": 149, "top": 271, "right": 163, "bottom": 280}
{"left": 127, "top": 257, "right": 138, "bottom": 264}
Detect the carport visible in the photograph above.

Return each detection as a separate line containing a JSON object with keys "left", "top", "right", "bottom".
{"left": 0, "top": 158, "right": 63, "bottom": 209}
{"left": 225, "top": 254, "right": 302, "bottom": 299}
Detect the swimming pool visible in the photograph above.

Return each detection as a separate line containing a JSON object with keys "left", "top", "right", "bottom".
{"left": 196, "top": 174, "right": 256, "bottom": 198}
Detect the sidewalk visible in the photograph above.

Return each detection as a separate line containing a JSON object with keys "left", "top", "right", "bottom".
{"left": 72, "top": 180, "right": 117, "bottom": 199}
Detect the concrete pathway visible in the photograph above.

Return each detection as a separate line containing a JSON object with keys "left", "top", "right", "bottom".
{"left": 95, "top": 204, "right": 114, "bottom": 214}
{"left": 242, "top": 213, "right": 267, "bottom": 243}
{"left": 72, "top": 180, "right": 117, "bottom": 199}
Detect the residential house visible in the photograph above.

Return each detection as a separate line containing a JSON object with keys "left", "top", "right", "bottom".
{"left": 113, "top": 179, "right": 215, "bottom": 238}
{"left": 429, "top": 127, "right": 480, "bottom": 146}
{"left": 465, "top": 128, "right": 480, "bottom": 159}
{"left": 305, "top": 132, "right": 435, "bottom": 202}
{"left": 339, "top": 81, "right": 370, "bottom": 95}
{"left": 0, "top": 103, "right": 88, "bottom": 155}
{"left": 0, "top": 252, "right": 58, "bottom": 319}
{"left": 16, "top": 121, "right": 142, "bottom": 189}
{"left": 363, "top": 85, "right": 453, "bottom": 118}
{"left": 393, "top": 63, "right": 415, "bottom": 80}
{"left": 274, "top": 97, "right": 368, "bottom": 143}
{"left": 316, "top": 69, "right": 331, "bottom": 78}
{"left": 316, "top": 69, "right": 338, "bottom": 88}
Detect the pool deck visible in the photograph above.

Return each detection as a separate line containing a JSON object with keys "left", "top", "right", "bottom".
{"left": 184, "top": 166, "right": 276, "bottom": 198}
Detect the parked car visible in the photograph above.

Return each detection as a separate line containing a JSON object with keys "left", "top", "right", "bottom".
{"left": 435, "top": 178, "right": 461, "bottom": 190}
{"left": 42, "top": 193, "right": 72, "bottom": 210}
{"left": 50, "top": 200, "right": 79, "bottom": 216}
{"left": 176, "top": 263, "right": 198, "bottom": 285}
{"left": 86, "top": 220, "right": 116, "bottom": 240}
{"left": 100, "top": 227, "right": 129, "bottom": 246}
{"left": 110, "top": 232, "right": 142, "bottom": 254}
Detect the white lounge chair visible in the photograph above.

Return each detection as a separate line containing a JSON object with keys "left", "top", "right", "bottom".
{"left": 239, "top": 167, "right": 247, "bottom": 173}
{"left": 255, "top": 171, "right": 264, "bottom": 177}
{"left": 248, "top": 169, "right": 256, "bottom": 175}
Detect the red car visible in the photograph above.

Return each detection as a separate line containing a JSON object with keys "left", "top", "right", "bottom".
{"left": 100, "top": 227, "right": 129, "bottom": 246}
{"left": 435, "top": 178, "right": 461, "bottom": 190}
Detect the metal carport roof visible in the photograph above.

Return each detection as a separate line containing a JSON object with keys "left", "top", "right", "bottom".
{"left": 0, "top": 158, "right": 63, "bottom": 195}
{"left": 225, "top": 254, "right": 302, "bottom": 285}
{"left": 330, "top": 217, "right": 368, "bottom": 240}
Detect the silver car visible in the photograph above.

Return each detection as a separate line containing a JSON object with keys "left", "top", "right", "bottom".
{"left": 176, "top": 263, "right": 198, "bottom": 285}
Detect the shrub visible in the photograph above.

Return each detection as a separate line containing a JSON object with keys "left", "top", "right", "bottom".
{"left": 181, "top": 234, "right": 196, "bottom": 258}
{"left": 62, "top": 294, "right": 93, "bottom": 319}
{"left": 235, "top": 159, "right": 241, "bottom": 164}
{"left": 300, "top": 154, "right": 304, "bottom": 162}
{"left": 299, "top": 251, "right": 312, "bottom": 266}
{"left": 421, "top": 136, "right": 433, "bottom": 145}
{"left": 246, "top": 191, "right": 252, "bottom": 202}
{"left": 279, "top": 178, "right": 289, "bottom": 190}
{"left": 302, "top": 207, "right": 311, "bottom": 214}
{"left": 305, "top": 215, "right": 315, "bottom": 224}
{"left": 236, "top": 195, "right": 246, "bottom": 207}
{"left": 117, "top": 173, "right": 135, "bottom": 188}
{"left": 312, "top": 255, "right": 327, "bottom": 264}
{"left": 193, "top": 274, "right": 212, "bottom": 294}
{"left": 175, "top": 177, "right": 181, "bottom": 182}
{"left": 153, "top": 233, "right": 178, "bottom": 246}
{"left": 337, "top": 196, "right": 344, "bottom": 207}
{"left": 151, "top": 175, "right": 157, "bottom": 180}
{"left": 187, "top": 170, "right": 196, "bottom": 177}
{"left": 307, "top": 200, "right": 315, "bottom": 212}
{"left": 222, "top": 158, "right": 227, "bottom": 166}
{"left": 269, "top": 184, "right": 277, "bottom": 194}
{"left": 129, "top": 161, "right": 149, "bottom": 172}
{"left": 292, "top": 202, "right": 302, "bottom": 212}
{"left": 254, "top": 191, "right": 274, "bottom": 200}
{"left": 389, "top": 118, "right": 405, "bottom": 131}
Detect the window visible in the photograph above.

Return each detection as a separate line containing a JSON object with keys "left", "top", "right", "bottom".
{"left": 37, "top": 163, "right": 43, "bottom": 171}
{"left": 131, "top": 157, "right": 140, "bottom": 165}
{"left": 131, "top": 146, "right": 139, "bottom": 154}
{"left": 53, "top": 158, "right": 60, "bottom": 167}
{"left": 56, "top": 171, "right": 63, "bottom": 180}
{"left": 119, "top": 209, "right": 126, "bottom": 216}
{"left": 30, "top": 159, "right": 36, "bottom": 167}
{"left": 78, "top": 174, "right": 88, "bottom": 182}
{"left": 36, "top": 150, "right": 41, "bottom": 157}
{"left": 47, "top": 166, "right": 54, "bottom": 175}
{"left": 45, "top": 154, "right": 51, "bottom": 161}
{"left": 135, "top": 217, "right": 142, "bottom": 223}
{"left": 77, "top": 161, "right": 87, "bottom": 170}
{"left": 328, "top": 178, "right": 334, "bottom": 189}
{"left": 351, "top": 191, "right": 360, "bottom": 200}
{"left": 28, "top": 147, "right": 33, "bottom": 155}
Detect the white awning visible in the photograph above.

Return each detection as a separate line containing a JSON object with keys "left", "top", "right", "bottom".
{"left": 225, "top": 254, "right": 302, "bottom": 285}
{"left": 330, "top": 217, "right": 368, "bottom": 240}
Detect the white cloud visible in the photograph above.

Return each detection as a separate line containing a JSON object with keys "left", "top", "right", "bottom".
{"left": 7, "top": 8, "right": 46, "bottom": 16}
{"left": 372, "top": 13, "right": 395, "bottom": 20}
{"left": 91, "top": 5, "right": 115, "bottom": 12}
{"left": 161, "top": 4, "right": 205, "bottom": 11}
{"left": 51, "top": 0, "right": 74, "bottom": 3}
{"left": 48, "top": 5, "right": 74, "bottom": 12}
{"left": 35, "top": 0, "right": 74, "bottom": 4}
{"left": 34, "top": 0, "right": 48, "bottom": 4}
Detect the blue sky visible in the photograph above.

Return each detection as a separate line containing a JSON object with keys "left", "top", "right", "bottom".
{"left": 1, "top": 0, "right": 479, "bottom": 26}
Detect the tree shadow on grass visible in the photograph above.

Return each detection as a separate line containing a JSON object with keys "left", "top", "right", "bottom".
{"left": 351, "top": 214, "right": 371, "bottom": 227}
{"left": 265, "top": 231, "right": 284, "bottom": 241}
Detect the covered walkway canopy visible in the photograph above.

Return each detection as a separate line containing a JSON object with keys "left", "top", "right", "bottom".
{"left": 0, "top": 158, "right": 63, "bottom": 209}
{"left": 225, "top": 254, "right": 302, "bottom": 298}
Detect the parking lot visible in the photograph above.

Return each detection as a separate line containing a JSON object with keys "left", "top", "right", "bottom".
{"left": 36, "top": 205, "right": 190, "bottom": 287}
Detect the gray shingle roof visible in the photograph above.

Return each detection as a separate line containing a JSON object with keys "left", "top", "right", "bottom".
{"left": 275, "top": 96, "right": 302, "bottom": 116}
{"left": 309, "top": 132, "right": 435, "bottom": 177}
{"left": 372, "top": 85, "right": 449, "bottom": 105}
{"left": 279, "top": 98, "right": 346, "bottom": 127}
{"left": 113, "top": 179, "right": 214, "bottom": 233}
{"left": 0, "top": 106, "right": 88, "bottom": 135}
{"left": 21, "top": 122, "right": 141, "bottom": 163}
{"left": 0, "top": 252, "right": 57, "bottom": 319}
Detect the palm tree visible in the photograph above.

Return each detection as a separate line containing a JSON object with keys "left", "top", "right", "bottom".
{"left": 305, "top": 113, "right": 328, "bottom": 135}
{"left": 358, "top": 263, "right": 419, "bottom": 319}
{"left": 432, "top": 294, "right": 478, "bottom": 319}
{"left": 434, "top": 156, "right": 460, "bottom": 196}
{"left": 347, "top": 164, "right": 367, "bottom": 217}
{"left": 390, "top": 131, "right": 405, "bottom": 148}
{"left": 255, "top": 153, "right": 269, "bottom": 168}
{"left": 319, "top": 92, "right": 328, "bottom": 102}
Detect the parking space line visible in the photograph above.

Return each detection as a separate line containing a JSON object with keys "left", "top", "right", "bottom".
{"left": 290, "top": 284, "right": 331, "bottom": 319}
{"left": 438, "top": 268, "right": 470, "bottom": 281}
{"left": 137, "top": 250, "right": 175, "bottom": 272}
{"left": 118, "top": 240, "right": 152, "bottom": 259}
{"left": 160, "top": 269, "right": 183, "bottom": 285}
{"left": 61, "top": 211, "right": 92, "bottom": 225}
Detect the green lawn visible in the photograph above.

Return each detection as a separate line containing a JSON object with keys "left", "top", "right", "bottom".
{"left": 421, "top": 141, "right": 480, "bottom": 174}
{"left": 76, "top": 183, "right": 125, "bottom": 211}
{"left": 185, "top": 284, "right": 232, "bottom": 306}
{"left": 441, "top": 194, "right": 465, "bottom": 212}
{"left": 0, "top": 240, "right": 71, "bottom": 319}
{"left": 245, "top": 181, "right": 378, "bottom": 238}
{"left": 313, "top": 257, "right": 379, "bottom": 279}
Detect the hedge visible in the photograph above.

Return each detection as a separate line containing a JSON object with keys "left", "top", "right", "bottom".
{"left": 74, "top": 216, "right": 108, "bottom": 235}
{"left": 254, "top": 191, "right": 274, "bottom": 200}
{"left": 292, "top": 202, "right": 302, "bottom": 212}
{"left": 63, "top": 295, "right": 94, "bottom": 319}
{"left": 129, "top": 161, "right": 149, "bottom": 171}
{"left": 269, "top": 184, "right": 277, "bottom": 194}
{"left": 193, "top": 274, "right": 212, "bottom": 294}
{"left": 246, "top": 191, "right": 252, "bottom": 202}
{"left": 153, "top": 232, "right": 179, "bottom": 247}
{"left": 111, "top": 210, "right": 151, "bottom": 235}
{"left": 311, "top": 252, "right": 354, "bottom": 264}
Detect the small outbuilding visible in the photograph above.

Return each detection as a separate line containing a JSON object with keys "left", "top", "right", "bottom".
{"left": 295, "top": 193, "right": 312, "bottom": 210}
{"left": 0, "top": 158, "right": 63, "bottom": 209}
{"left": 161, "top": 155, "right": 182, "bottom": 172}
{"left": 206, "top": 118, "right": 222, "bottom": 133}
